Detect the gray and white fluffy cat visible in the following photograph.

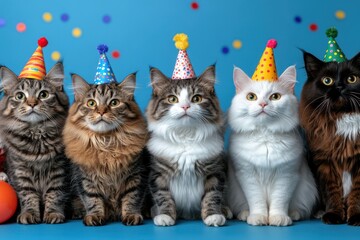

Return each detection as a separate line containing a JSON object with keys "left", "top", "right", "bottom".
{"left": 146, "top": 65, "right": 231, "bottom": 227}
{"left": 0, "top": 63, "right": 70, "bottom": 224}
{"left": 227, "top": 66, "right": 318, "bottom": 226}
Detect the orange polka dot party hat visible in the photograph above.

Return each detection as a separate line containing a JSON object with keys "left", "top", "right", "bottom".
{"left": 251, "top": 39, "right": 278, "bottom": 82}
{"left": 323, "top": 27, "right": 346, "bottom": 63}
{"left": 172, "top": 33, "right": 196, "bottom": 79}
{"left": 18, "top": 37, "right": 48, "bottom": 80}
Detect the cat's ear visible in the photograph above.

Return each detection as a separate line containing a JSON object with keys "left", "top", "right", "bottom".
{"left": 350, "top": 52, "right": 360, "bottom": 66}
{"left": 303, "top": 51, "right": 323, "bottom": 79}
{"left": 0, "top": 66, "right": 19, "bottom": 94}
{"left": 150, "top": 67, "right": 170, "bottom": 94}
{"left": 233, "top": 66, "right": 251, "bottom": 93}
{"left": 44, "top": 62, "right": 64, "bottom": 91}
{"left": 118, "top": 73, "right": 136, "bottom": 98}
{"left": 278, "top": 65, "right": 297, "bottom": 93}
{"left": 71, "top": 74, "right": 90, "bottom": 102}
{"left": 197, "top": 65, "right": 216, "bottom": 91}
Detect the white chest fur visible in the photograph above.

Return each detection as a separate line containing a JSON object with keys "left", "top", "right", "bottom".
{"left": 336, "top": 114, "right": 360, "bottom": 141}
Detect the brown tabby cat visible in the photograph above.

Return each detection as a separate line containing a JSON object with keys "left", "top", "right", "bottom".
{"left": 63, "top": 73, "right": 148, "bottom": 226}
{"left": 300, "top": 51, "right": 360, "bottom": 225}
{"left": 0, "top": 62, "right": 70, "bottom": 224}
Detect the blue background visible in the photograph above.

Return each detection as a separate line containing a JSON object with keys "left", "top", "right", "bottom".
{"left": 1, "top": 0, "right": 358, "bottom": 112}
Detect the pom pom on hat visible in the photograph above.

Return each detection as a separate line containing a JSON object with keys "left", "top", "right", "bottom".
{"left": 172, "top": 33, "right": 195, "bottom": 79}
{"left": 94, "top": 44, "right": 116, "bottom": 84}
{"left": 266, "top": 39, "right": 277, "bottom": 49}
{"left": 18, "top": 37, "right": 48, "bottom": 80}
{"left": 326, "top": 27, "right": 338, "bottom": 38}
{"left": 323, "top": 27, "right": 346, "bottom": 63}
{"left": 251, "top": 39, "right": 278, "bottom": 82}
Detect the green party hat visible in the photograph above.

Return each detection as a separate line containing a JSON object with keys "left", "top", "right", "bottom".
{"left": 323, "top": 27, "right": 346, "bottom": 63}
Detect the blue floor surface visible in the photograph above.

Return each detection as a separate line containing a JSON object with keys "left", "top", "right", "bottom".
{"left": 1, "top": 219, "right": 360, "bottom": 240}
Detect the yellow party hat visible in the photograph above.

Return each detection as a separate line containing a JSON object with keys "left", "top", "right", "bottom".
{"left": 18, "top": 37, "right": 48, "bottom": 80}
{"left": 252, "top": 39, "right": 278, "bottom": 82}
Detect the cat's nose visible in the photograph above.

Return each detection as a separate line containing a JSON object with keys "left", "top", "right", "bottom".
{"left": 259, "top": 102, "right": 268, "bottom": 108}
{"left": 27, "top": 98, "right": 38, "bottom": 108}
{"left": 97, "top": 107, "right": 107, "bottom": 116}
{"left": 181, "top": 104, "right": 190, "bottom": 111}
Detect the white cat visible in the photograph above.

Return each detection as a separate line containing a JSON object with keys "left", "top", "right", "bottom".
{"left": 227, "top": 65, "right": 318, "bottom": 226}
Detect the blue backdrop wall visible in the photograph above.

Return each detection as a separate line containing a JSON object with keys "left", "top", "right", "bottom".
{"left": 0, "top": 0, "right": 358, "bottom": 112}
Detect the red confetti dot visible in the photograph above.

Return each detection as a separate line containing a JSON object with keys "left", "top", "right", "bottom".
{"left": 269, "top": 64, "right": 272, "bottom": 67}
{"left": 191, "top": 2, "right": 199, "bottom": 10}
{"left": 309, "top": 23, "right": 318, "bottom": 31}
{"left": 112, "top": 50, "right": 120, "bottom": 59}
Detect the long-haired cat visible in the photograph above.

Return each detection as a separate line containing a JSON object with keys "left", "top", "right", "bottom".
{"left": 63, "top": 73, "right": 148, "bottom": 226}
{"left": 0, "top": 62, "right": 70, "bottom": 224}
{"left": 227, "top": 66, "right": 318, "bottom": 226}
{"left": 147, "top": 65, "right": 230, "bottom": 227}
{"left": 300, "top": 51, "right": 360, "bottom": 225}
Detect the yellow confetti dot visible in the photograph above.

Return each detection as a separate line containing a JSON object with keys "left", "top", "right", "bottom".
{"left": 232, "top": 40, "right": 242, "bottom": 49}
{"left": 51, "top": 51, "right": 61, "bottom": 61}
{"left": 72, "top": 27, "right": 82, "bottom": 38}
{"left": 43, "top": 12, "right": 52, "bottom": 22}
{"left": 335, "top": 10, "right": 346, "bottom": 20}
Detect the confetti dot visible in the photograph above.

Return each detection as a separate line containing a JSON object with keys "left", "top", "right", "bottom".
{"left": 43, "top": 12, "right": 52, "bottom": 22}
{"left": 61, "top": 13, "right": 69, "bottom": 22}
{"left": 294, "top": 16, "right": 302, "bottom": 23}
{"left": 233, "top": 40, "right": 242, "bottom": 49}
{"left": 222, "top": 46, "right": 229, "bottom": 54}
{"left": 0, "top": 18, "right": 5, "bottom": 27}
{"left": 16, "top": 22, "right": 26, "bottom": 32}
{"left": 335, "top": 10, "right": 346, "bottom": 20}
{"left": 51, "top": 51, "right": 61, "bottom": 61}
{"left": 191, "top": 2, "right": 199, "bottom": 10}
{"left": 112, "top": 50, "right": 120, "bottom": 59}
{"left": 103, "top": 15, "right": 111, "bottom": 23}
{"left": 72, "top": 27, "right": 82, "bottom": 38}
{"left": 309, "top": 23, "right": 318, "bottom": 31}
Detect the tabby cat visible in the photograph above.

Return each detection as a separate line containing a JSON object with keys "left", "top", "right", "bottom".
{"left": 147, "top": 65, "right": 230, "bottom": 227}
{"left": 63, "top": 73, "right": 148, "bottom": 226}
{"left": 0, "top": 62, "right": 70, "bottom": 224}
{"left": 300, "top": 51, "right": 360, "bottom": 225}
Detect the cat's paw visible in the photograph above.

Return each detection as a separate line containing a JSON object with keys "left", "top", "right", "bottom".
{"left": 153, "top": 214, "right": 175, "bottom": 226}
{"left": 314, "top": 210, "right": 325, "bottom": 219}
{"left": 237, "top": 210, "right": 250, "bottom": 221}
{"left": 347, "top": 214, "right": 360, "bottom": 226}
{"left": 204, "top": 214, "right": 226, "bottom": 227}
{"left": 269, "top": 214, "right": 293, "bottom": 226}
{"left": 289, "top": 210, "right": 301, "bottom": 221}
{"left": 247, "top": 214, "right": 268, "bottom": 226}
{"left": 0, "top": 172, "right": 8, "bottom": 182}
{"left": 222, "top": 206, "right": 233, "bottom": 219}
{"left": 17, "top": 212, "right": 41, "bottom": 224}
{"left": 43, "top": 212, "right": 65, "bottom": 224}
{"left": 83, "top": 214, "right": 106, "bottom": 226}
{"left": 122, "top": 213, "right": 143, "bottom": 226}
{"left": 322, "top": 211, "right": 345, "bottom": 225}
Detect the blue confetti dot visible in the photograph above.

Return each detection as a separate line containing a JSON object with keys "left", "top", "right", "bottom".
{"left": 103, "top": 15, "right": 111, "bottom": 24}
{"left": 222, "top": 46, "right": 229, "bottom": 54}
{"left": 61, "top": 13, "right": 69, "bottom": 22}
{"left": 294, "top": 16, "right": 302, "bottom": 23}
{"left": 0, "top": 18, "right": 5, "bottom": 27}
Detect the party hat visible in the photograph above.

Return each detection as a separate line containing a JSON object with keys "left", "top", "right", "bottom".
{"left": 172, "top": 33, "right": 196, "bottom": 79}
{"left": 18, "top": 37, "right": 48, "bottom": 80}
{"left": 323, "top": 27, "right": 346, "bottom": 63}
{"left": 252, "top": 39, "right": 278, "bottom": 82}
{"left": 94, "top": 44, "right": 116, "bottom": 84}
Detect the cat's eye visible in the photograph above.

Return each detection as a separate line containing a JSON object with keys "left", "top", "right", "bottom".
{"left": 38, "top": 90, "right": 49, "bottom": 99}
{"left": 87, "top": 99, "right": 97, "bottom": 108}
{"left": 269, "top": 93, "right": 281, "bottom": 101}
{"left": 322, "top": 77, "right": 334, "bottom": 86}
{"left": 109, "top": 99, "right": 120, "bottom": 107}
{"left": 347, "top": 75, "right": 358, "bottom": 84}
{"left": 167, "top": 95, "right": 178, "bottom": 104}
{"left": 246, "top": 93, "right": 257, "bottom": 101}
{"left": 15, "top": 92, "right": 25, "bottom": 101}
{"left": 191, "top": 95, "right": 202, "bottom": 103}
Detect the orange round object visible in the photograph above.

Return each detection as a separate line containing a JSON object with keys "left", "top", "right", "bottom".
{"left": 0, "top": 181, "right": 18, "bottom": 223}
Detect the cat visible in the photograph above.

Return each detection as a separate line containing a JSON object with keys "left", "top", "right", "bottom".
{"left": 146, "top": 65, "right": 231, "bottom": 227}
{"left": 63, "top": 73, "right": 148, "bottom": 226}
{"left": 227, "top": 65, "right": 318, "bottom": 226}
{"left": 0, "top": 62, "right": 70, "bottom": 224}
{"left": 300, "top": 51, "right": 360, "bottom": 225}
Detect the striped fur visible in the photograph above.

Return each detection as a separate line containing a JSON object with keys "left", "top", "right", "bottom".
{"left": 146, "top": 66, "right": 230, "bottom": 227}
{"left": 63, "top": 73, "right": 148, "bottom": 226}
{"left": 0, "top": 63, "right": 70, "bottom": 224}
